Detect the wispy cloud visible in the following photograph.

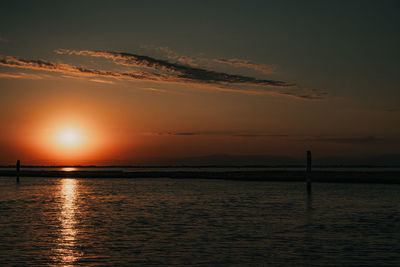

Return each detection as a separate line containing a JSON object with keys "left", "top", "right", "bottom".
{"left": 89, "top": 78, "right": 115, "bottom": 84}
{"left": 147, "top": 131, "right": 290, "bottom": 138}
{"left": 150, "top": 132, "right": 393, "bottom": 145}
{"left": 214, "top": 58, "right": 275, "bottom": 74}
{"left": 168, "top": 132, "right": 200, "bottom": 136}
{"left": 56, "top": 49, "right": 290, "bottom": 87}
{"left": 0, "top": 72, "right": 47, "bottom": 79}
{"left": 1, "top": 50, "right": 326, "bottom": 99}
{"left": 141, "top": 45, "right": 201, "bottom": 67}
{"left": 232, "top": 133, "right": 289, "bottom": 138}
{"left": 143, "top": 45, "right": 275, "bottom": 74}
{"left": 302, "top": 136, "right": 385, "bottom": 144}
{"left": 56, "top": 49, "right": 325, "bottom": 99}
{"left": 56, "top": 50, "right": 286, "bottom": 85}
{"left": 137, "top": 86, "right": 185, "bottom": 94}
{"left": 0, "top": 55, "right": 161, "bottom": 81}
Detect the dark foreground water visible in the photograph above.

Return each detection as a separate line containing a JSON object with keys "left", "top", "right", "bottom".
{"left": 0, "top": 177, "right": 399, "bottom": 266}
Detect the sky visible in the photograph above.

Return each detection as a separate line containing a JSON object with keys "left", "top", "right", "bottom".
{"left": 0, "top": 0, "right": 399, "bottom": 165}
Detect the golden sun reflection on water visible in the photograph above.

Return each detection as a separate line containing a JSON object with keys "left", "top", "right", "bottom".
{"left": 56, "top": 178, "right": 80, "bottom": 265}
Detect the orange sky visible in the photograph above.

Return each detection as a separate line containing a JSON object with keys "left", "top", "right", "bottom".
{"left": 1, "top": 76, "right": 398, "bottom": 165}
{"left": 1, "top": 2, "right": 399, "bottom": 165}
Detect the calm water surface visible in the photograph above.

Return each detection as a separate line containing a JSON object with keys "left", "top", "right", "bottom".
{"left": 0, "top": 177, "right": 399, "bottom": 266}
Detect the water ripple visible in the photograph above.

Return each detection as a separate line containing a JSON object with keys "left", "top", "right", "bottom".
{"left": 0, "top": 177, "right": 399, "bottom": 266}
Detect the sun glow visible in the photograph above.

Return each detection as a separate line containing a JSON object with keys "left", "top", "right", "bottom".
{"left": 35, "top": 119, "right": 98, "bottom": 163}
{"left": 57, "top": 128, "right": 83, "bottom": 148}
{"left": 30, "top": 113, "right": 112, "bottom": 165}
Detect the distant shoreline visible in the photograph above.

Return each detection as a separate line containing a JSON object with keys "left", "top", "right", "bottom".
{"left": 0, "top": 164, "right": 400, "bottom": 169}
{"left": 1, "top": 165, "right": 400, "bottom": 168}
{"left": 1, "top": 170, "right": 400, "bottom": 184}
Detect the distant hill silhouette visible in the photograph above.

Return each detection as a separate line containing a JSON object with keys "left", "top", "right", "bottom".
{"left": 111, "top": 154, "right": 400, "bottom": 167}
{"left": 10, "top": 154, "right": 400, "bottom": 167}
{"left": 162, "top": 154, "right": 301, "bottom": 166}
{"left": 314, "top": 154, "right": 400, "bottom": 166}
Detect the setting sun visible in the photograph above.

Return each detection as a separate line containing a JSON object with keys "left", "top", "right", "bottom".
{"left": 28, "top": 114, "right": 111, "bottom": 165}
{"left": 57, "top": 128, "right": 82, "bottom": 148}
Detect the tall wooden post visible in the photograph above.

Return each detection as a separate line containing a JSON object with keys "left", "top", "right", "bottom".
{"left": 16, "top": 160, "right": 20, "bottom": 183}
{"left": 306, "top": 151, "right": 311, "bottom": 194}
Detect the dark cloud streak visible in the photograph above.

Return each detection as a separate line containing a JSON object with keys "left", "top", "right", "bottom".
{"left": 56, "top": 49, "right": 326, "bottom": 99}
{"left": 1, "top": 49, "right": 327, "bottom": 99}
{"left": 302, "top": 136, "right": 386, "bottom": 144}
{"left": 56, "top": 49, "right": 291, "bottom": 87}
{"left": 214, "top": 58, "right": 275, "bottom": 74}
{"left": 157, "top": 132, "right": 393, "bottom": 145}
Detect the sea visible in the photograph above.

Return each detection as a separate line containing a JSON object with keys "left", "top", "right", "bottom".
{"left": 0, "top": 176, "right": 399, "bottom": 266}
